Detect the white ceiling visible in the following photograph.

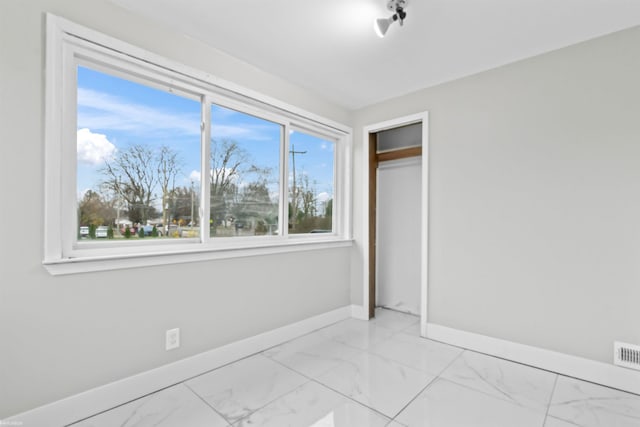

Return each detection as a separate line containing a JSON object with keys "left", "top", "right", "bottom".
{"left": 110, "top": 0, "right": 640, "bottom": 110}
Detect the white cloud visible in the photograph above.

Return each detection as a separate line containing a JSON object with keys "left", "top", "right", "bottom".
{"left": 77, "top": 128, "right": 117, "bottom": 165}
{"left": 189, "top": 170, "right": 201, "bottom": 182}
{"left": 317, "top": 192, "right": 331, "bottom": 203}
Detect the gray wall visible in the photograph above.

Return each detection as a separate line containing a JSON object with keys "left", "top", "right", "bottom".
{"left": 0, "top": 0, "right": 351, "bottom": 418}
{"left": 352, "top": 26, "right": 640, "bottom": 365}
{"left": 3, "top": 0, "right": 640, "bottom": 418}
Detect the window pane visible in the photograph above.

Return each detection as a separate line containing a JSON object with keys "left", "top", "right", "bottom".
{"left": 76, "top": 66, "right": 201, "bottom": 241}
{"left": 288, "top": 131, "right": 335, "bottom": 234}
{"left": 209, "top": 105, "right": 281, "bottom": 237}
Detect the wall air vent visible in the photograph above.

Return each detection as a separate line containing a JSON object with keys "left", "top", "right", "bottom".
{"left": 614, "top": 341, "right": 640, "bottom": 371}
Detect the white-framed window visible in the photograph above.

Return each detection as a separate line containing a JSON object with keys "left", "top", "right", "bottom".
{"left": 44, "top": 15, "right": 352, "bottom": 275}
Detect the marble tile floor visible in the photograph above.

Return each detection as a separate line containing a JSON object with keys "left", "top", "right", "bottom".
{"left": 71, "top": 309, "right": 640, "bottom": 427}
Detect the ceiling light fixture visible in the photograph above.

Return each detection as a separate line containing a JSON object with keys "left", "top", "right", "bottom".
{"left": 374, "top": 0, "right": 408, "bottom": 38}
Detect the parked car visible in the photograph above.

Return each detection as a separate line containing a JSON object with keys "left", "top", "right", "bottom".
{"left": 142, "top": 225, "right": 162, "bottom": 236}
{"left": 79, "top": 226, "right": 89, "bottom": 237}
{"left": 95, "top": 226, "right": 109, "bottom": 238}
{"left": 120, "top": 225, "right": 137, "bottom": 235}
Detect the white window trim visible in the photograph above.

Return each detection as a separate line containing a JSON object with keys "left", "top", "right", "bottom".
{"left": 43, "top": 14, "right": 352, "bottom": 275}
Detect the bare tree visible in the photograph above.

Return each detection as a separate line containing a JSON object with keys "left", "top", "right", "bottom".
{"left": 232, "top": 169, "right": 277, "bottom": 228}
{"left": 210, "top": 139, "right": 248, "bottom": 230}
{"left": 289, "top": 174, "right": 328, "bottom": 233}
{"left": 289, "top": 144, "right": 307, "bottom": 230}
{"left": 101, "top": 144, "right": 158, "bottom": 224}
{"left": 157, "top": 145, "right": 182, "bottom": 230}
{"left": 208, "top": 139, "right": 278, "bottom": 234}
{"left": 299, "top": 175, "right": 317, "bottom": 218}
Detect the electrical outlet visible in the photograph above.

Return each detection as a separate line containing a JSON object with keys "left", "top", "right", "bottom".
{"left": 165, "top": 328, "right": 180, "bottom": 351}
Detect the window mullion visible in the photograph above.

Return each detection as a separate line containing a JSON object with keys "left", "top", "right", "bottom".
{"left": 334, "top": 136, "right": 341, "bottom": 237}
{"left": 280, "top": 123, "right": 291, "bottom": 239}
{"left": 201, "top": 95, "right": 212, "bottom": 244}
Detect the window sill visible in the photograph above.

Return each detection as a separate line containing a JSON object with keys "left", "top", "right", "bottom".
{"left": 43, "top": 238, "right": 353, "bottom": 276}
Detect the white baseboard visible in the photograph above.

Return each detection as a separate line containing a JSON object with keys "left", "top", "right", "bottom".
{"left": 426, "top": 323, "right": 640, "bottom": 396}
{"left": 4, "top": 306, "right": 352, "bottom": 426}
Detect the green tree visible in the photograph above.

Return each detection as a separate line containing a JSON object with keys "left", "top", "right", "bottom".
{"left": 325, "top": 199, "right": 333, "bottom": 218}
{"left": 78, "top": 190, "right": 115, "bottom": 227}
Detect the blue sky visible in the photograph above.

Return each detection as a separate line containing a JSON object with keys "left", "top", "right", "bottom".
{"left": 76, "top": 66, "right": 334, "bottom": 209}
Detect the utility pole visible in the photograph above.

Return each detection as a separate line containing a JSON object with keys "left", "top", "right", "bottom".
{"left": 115, "top": 176, "right": 120, "bottom": 230}
{"left": 190, "top": 180, "right": 194, "bottom": 228}
{"left": 289, "top": 144, "right": 307, "bottom": 230}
